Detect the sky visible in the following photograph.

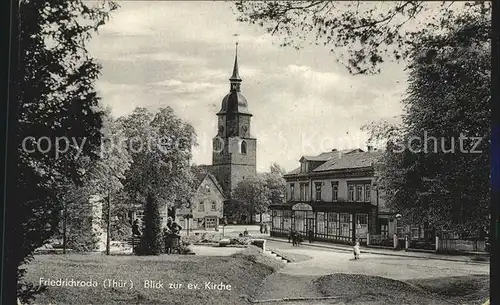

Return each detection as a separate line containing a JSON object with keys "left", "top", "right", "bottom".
{"left": 87, "top": 1, "right": 408, "bottom": 172}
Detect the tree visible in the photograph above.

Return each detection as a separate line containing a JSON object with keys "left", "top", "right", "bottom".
{"left": 234, "top": 1, "right": 490, "bottom": 74}
{"left": 139, "top": 193, "right": 162, "bottom": 255}
{"left": 264, "top": 163, "right": 286, "bottom": 205}
{"left": 15, "top": 0, "right": 117, "bottom": 302}
{"left": 366, "top": 21, "right": 490, "bottom": 234}
{"left": 233, "top": 176, "right": 270, "bottom": 224}
{"left": 118, "top": 107, "right": 196, "bottom": 253}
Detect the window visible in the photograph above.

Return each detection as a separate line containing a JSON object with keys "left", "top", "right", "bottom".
{"left": 365, "top": 184, "right": 371, "bottom": 202}
{"left": 356, "top": 185, "right": 363, "bottom": 202}
{"left": 198, "top": 201, "right": 204, "bottom": 212}
{"left": 241, "top": 141, "right": 247, "bottom": 154}
{"left": 339, "top": 213, "right": 351, "bottom": 238}
{"left": 340, "top": 213, "right": 351, "bottom": 224}
{"left": 315, "top": 183, "right": 322, "bottom": 201}
{"left": 331, "top": 183, "right": 338, "bottom": 202}
{"left": 211, "top": 202, "right": 217, "bottom": 211}
{"left": 327, "top": 212, "right": 338, "bottom": 235}
{"left": 299, "top": 183, "right": 308, "bottom": 201}
{"left": 348, "top": 185, "right": 355, "bottom": 201}
{"left": 273, "top": 210, "right": 282, "bottom": 229}
{"left": 205, "top": 217, "right": 216, "bottom": 228}
{"left": 411, "top": 228, "right": 419, "bottom": 239}
{"left": 301, "top": 162, "right": 305, "bottom": 173}
{"left": 317, "top": 212, "right": 326, "bottom": 234}
{"left": 381, "top": 224, "right": 389, "bottom": 237}
{"left": 290, "top": 183, "right": 295, "bottom": 200}
{"left": 356, "top": 214, "right": 368, "bottom": 225}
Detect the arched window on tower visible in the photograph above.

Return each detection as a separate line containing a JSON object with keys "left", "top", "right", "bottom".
{"left": 240, "top": 140, "right": 247, "bottom": 154}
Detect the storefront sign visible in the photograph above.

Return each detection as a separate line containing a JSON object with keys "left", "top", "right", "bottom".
{"left": 292, "top": 203, "right": 313, "bottom": 211}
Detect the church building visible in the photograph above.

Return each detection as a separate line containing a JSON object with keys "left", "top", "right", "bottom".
{"left": 174, "top": 44, "right": 258, "bottom": 227}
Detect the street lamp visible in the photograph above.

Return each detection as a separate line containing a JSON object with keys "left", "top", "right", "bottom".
{"left": 372, "top": 184, "right": 379, "bottom": 234}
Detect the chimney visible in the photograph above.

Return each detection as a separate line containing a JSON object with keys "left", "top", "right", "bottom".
{"left": 367, "top": 145, "right": 373, "bottom": 152}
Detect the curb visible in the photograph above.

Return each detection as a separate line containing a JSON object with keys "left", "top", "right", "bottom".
{"left": 266, "top": 238, "right": 489, "bottom": 265}
{"left": 246, "top": 296, "right": 340, "bottom": 303}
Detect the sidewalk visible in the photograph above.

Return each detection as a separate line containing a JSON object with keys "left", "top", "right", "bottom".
{"left": 265, "top": 237, "right": 489, "bottom": 265}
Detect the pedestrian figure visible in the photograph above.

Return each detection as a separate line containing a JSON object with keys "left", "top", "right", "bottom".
{"left": 288, "top": 229, "right": 292, "bottom": 243}
{"left": 163, "top": 226, "right": 173, "bottom": 254}
{"left": 260, "top": 223, "right": 264, "bottom": 234}
{"left": 296, "top": 234, "right": 303, "bottom": 246}
{"left": 131, "top": 219, "right": 141, "bottom": 254}
{"left": 308, "top": 229, "right": 313, "bottom": 243}
{"left": 244, "top": 228, "right": 249, "bottom": 236}
{"left": 164, "top": 217, "right": 182, "bottom": 254}
{"left": 132, "top": 219, "right": 141, "bottom": 236}
{"left": 264, "top": 223, "right": 268, "bottom": 234}
{"left": 353, "top": 241, "right": 360, "bottom": 260}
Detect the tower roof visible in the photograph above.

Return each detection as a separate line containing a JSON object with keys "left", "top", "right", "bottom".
{"left": 218, "top": 43, "right": 251, "bottom": 116}
{"left": 229, "top": 43, "right": 241, "bottom": 82}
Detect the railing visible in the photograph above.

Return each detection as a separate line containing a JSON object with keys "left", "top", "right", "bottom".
{"left": 438, "top": 238, "right": 487, "bottom": 253}
{"left": 367, "top": 234, "right": 393, "bottom": 247}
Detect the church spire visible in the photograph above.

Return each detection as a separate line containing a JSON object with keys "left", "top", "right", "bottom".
{"left": 229, "top": 43, "right": 242, "bottom": 91}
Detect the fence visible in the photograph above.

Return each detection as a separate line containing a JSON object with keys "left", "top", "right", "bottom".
{"left": 366, "top": 234, "right": 393, "bottom": 247}
{"left": 407, "top": 238, "right": 436, "bottom": 251}
{"left": 438, "top": 239, "right": 487, "bottom": 253}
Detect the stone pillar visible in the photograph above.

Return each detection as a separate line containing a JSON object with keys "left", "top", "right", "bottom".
{"left": 435, "top": 236, "right": 439, "bottom": 252}
{"left": 393, "top": 233, "right": 398, "bottom": 249}
{"left": 366, "top": 233, "right": 370, "bottom": 246}
{"left": 405, "top": 235, "right": 409, "bottom": 250}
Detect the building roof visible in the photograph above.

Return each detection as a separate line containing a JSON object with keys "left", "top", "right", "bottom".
{"left": 300, "top": 149, "right": 360, "bottom": 162}
{"left": 218, "top": 91, "right": 251, "bottom": 115}
{"left": 313, "top": 150, "right": 383, "bottom": 172}
{"left": 285, "top": 149, "right": 383, "bottom": 176}
{"left": 191, "top": 165, "right": 225, "bottom": 198}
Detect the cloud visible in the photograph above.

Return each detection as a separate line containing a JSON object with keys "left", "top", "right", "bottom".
{"left": 151, "top": 79, "right": 224, "bottom": 93}
{"left": 90, "top": 1, "right": 409, "bottom": 173}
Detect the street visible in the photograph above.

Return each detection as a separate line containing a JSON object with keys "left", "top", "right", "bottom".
{"left": 252, "top": 240, "right": 489, "bottom": 305}
{"left": 265, "top": 240, "right": 488, "bottom": 281}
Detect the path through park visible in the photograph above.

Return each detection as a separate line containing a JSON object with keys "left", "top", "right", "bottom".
{"left": 251, "top": 241, "right": 489, "bottom": 305}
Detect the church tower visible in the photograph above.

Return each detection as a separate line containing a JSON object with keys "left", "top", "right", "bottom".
{"left": 212, "top": 44, "right": 257, "bottom": 199}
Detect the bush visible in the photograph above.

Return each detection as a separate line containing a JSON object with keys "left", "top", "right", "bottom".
{"left": 181, "top": 235, "right": 201, "bottom": 245}
{"left": 230, "top": 237, "right": 252, "bottom": 245}
{"left": 200, "top": 232, "right": 223, "bottom": 243}
{"left": 140, "top": 194, "right": 162, "bottom": 255}
{"left": 178, "top": 244, "right": 195, "bottom": 255}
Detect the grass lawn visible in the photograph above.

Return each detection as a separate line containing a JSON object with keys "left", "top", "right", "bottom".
{"left": 406, "top": 275, "right": 489, "bottom": 305}
{"left": 24, "top": 246, "right": 283, "bottom": 305}
{"left": 316, "top": 273, "right": 489, "bottom": 305}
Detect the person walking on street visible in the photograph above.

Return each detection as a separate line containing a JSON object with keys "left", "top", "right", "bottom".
{"left": 353, "top": 241, "right": 361, "bottom": 260}
{"left": 260, "top": 223, "right": 264, "bottom": 234}
{"left": 308, "top": 229, "right": 314, "bottom": 243}
{"left": 264, "top": 223, "right": 268, "bottom": 234}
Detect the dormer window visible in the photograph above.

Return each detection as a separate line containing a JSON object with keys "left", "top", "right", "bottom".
{"left": 241, "top": 140, "right": 247, "bottom": 154}
{"left": 300, "top": 162, "right": 308, "bottom": 173}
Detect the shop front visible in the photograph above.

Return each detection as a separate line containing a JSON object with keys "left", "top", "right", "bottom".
{"left": 270, "top": 202, "right": 373, "bottom": 245}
